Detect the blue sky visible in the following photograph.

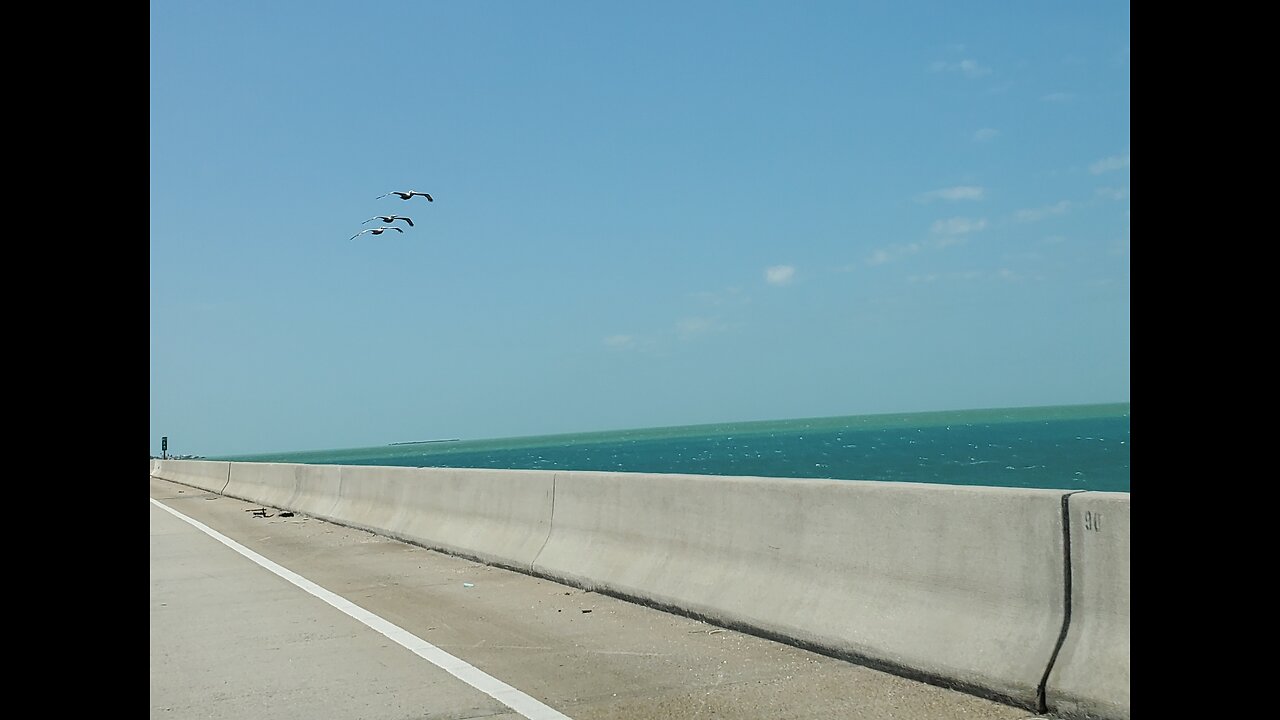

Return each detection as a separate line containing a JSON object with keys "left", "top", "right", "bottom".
{"left": 150, "top": 1, "right": 1130, "bottom": 458}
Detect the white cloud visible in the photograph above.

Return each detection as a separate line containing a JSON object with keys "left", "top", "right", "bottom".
{"left": 1014, "top": 201, "right": 1071, "bottom": 222}
{"left": 765, "top": 265, "right": 796, "bottom": 286}
{"left": 677, "top": 317, "right": 713, "bottom": 337}
{"left": 930, "top": 217, "right": 988, "bottom": 235}
{"left": 866, "top": 242, "right": 926, "bottom": 266}
{"left": 603, "top": 334, "right": 635, "bottom": 348}
{"left": 1095, "top": 186, "right": 1130, "bottom": 201}
{"left": 1090, "top": 153, "right": 1131, "bottom": 174}
{"left": 958, "top": 59, "right": 990, "bottom": 78}
{"left": 691, "top": 287, "right": 749, "bottom": 307}
{"left": 973, "top": 127, "right": 999, "bottom": 143}
{"left": 907, "top": 269, "right": 1028, "bottom": 284}
{"left": 866, "top": 248, "right": 896, "bottom": 266}
{"left": 676, "top": 316, "right": 741, "bottom": 339}
{"left": 1041, "top": 92, "right": 1074, "bottom": 103}
{"left": 930, "top": 58, "right": 991, "bottom": 78}
{"left": 919, "top": 185, "right": 985, "bottom": 202}
{"left": 907, "top": 273, "right": 941, "bottom": 284}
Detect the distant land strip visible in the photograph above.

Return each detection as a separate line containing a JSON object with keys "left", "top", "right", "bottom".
{"left": 388, "top": 439, "right": 461, "bottom": 446}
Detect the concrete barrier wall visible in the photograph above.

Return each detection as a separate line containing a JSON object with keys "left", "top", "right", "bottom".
{"left": 290, "top": 464, "right": 344, "bottom": 518}
{"left": 224, "top": 462, "right": 301, "bottom": 508}
{"left": 274, "top": 466, "right": 556, "bottom": 571}
{"left": 385, "top": 467, "right": 555, "bottom": 570}
{"left": 224, "top": 462, "right": 344, "bottom": 519}
{"left": 532, "top": 472, "right": 1066, "bottom": 708}
{"left": 151, "top": 459, "right": 231, "bottom": 493}
{"left": 1046, "top": 492, "right": 1131, "bottom": 720}
{"left": 319, "top": 465, "right": 423, "bottom": 536}
{"left": 149, "top": 460, "right": 1128, "bottom": 718}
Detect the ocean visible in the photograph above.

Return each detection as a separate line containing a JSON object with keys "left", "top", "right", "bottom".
{"left": 216, "top": 402, "right": 1130, "bottom": 493}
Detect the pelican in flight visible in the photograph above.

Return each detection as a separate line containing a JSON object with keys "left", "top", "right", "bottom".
{"left": 363, "top": 214, "right": 414, "bottom": 227}
{"left": 349, "top": 226, "right": 405, "bottom": 241}
{"left": 377, "top": 190, "right": 434, "bottom": 202}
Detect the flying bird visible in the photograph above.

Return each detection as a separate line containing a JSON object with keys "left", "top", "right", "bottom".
{"left": 377, "top": 190, "right": 434, "bottom": 202}
{"left": 363, "top": 215, "right": 414, "bottom": 227}
{"left": 349, "top": 226, "right": 405, "bottom": 241}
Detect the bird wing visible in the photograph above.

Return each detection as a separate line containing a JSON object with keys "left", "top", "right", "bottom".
{"left": 349, "top": 230, "right": 367, "bottom": 240}
{"left": 390, "top": 227, "right": 404, "bottom": 233}
{"left": 422, "top": 193, "right": 434, "bottom": 202}
{"left": 396, "top": 217, "right": 414, "bottom": 226}
{"left": 376, "top": 193, "right": 393, "bottom": 199}
{"left": 362, "top": 217, "right": 379, "bottom": 224}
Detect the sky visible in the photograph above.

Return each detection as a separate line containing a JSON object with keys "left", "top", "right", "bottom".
{"left": 150, "top": 1, "right": 1130, "bottom": 458}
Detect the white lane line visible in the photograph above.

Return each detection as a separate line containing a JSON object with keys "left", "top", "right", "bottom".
{"left": 151, "top": 498, "right": 574, "bottom": 720}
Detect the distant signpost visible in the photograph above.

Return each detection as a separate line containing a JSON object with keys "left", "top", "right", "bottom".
{"left": 162, "top": 436, "right": 168, "bottom": 460}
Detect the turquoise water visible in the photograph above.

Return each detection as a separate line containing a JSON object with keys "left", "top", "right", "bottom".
{"left": 217, "top": 403, "right": 1130, "bottom": 492}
